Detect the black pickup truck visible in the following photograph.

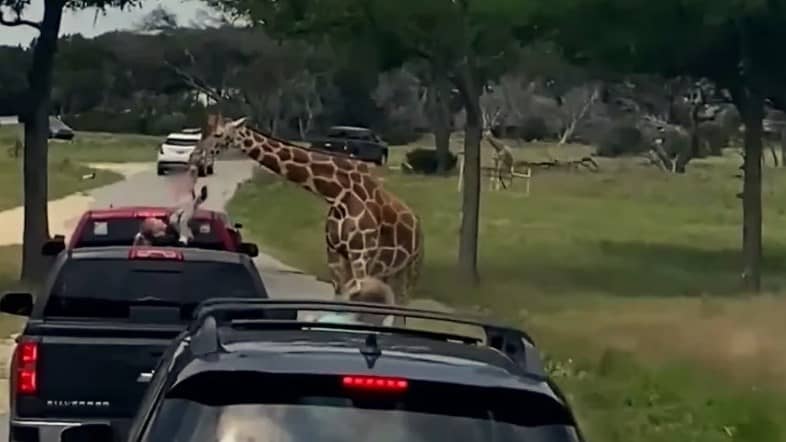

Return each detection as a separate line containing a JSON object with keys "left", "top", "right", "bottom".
{"left": 307, "top": 126, "right": 389, "bottom": 165}
{"left": 0, "top": 246, "right": 268, "bottom": 442}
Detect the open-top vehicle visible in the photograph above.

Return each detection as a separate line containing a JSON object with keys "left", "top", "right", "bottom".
{"left": 42, "top": 206, "right": 258, "bottom": 258}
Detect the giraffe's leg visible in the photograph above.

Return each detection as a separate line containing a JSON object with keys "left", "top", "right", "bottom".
{"left": 325, "top": 207, "right": 354, "bottom": 298}
{"left": 381, "top": 271, "right": 409, "bottom": 327}
{"left": 346, "top": 250, "right": 371, "bottom": 292}
{"left": 327, "top": 247, "right": 352, "bottom": 299}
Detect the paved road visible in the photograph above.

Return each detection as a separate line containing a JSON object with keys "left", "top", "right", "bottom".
{"left": 0, "top": 160, "right": 337, "bottom": 439}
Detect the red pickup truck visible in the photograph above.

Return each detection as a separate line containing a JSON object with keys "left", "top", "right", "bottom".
{"left": 42, "top": 206, "right": 259, "bottom": 257}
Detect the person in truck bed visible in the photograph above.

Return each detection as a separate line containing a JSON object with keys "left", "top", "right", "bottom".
{"left": 169, "top": 168, "right": 208, "bottom": 245}
{"left": 133, "top": 181, "right": 208, "bottom": 247}
{"left": 132, "top": 217, "right": 169, "bottom": 246}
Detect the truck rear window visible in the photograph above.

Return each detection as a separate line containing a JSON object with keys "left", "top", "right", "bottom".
{"left": 76, "top": 218, "right": 227, "bottom": 249}
{"left": 44, "top": 259, "right": 261, "bottom": 320}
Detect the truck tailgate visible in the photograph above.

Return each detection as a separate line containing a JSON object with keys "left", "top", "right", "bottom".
{"left": 15, "top": 321, "right": 183, "bottom": 419}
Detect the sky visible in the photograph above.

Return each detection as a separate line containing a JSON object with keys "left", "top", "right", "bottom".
{"left": 0, "top": 0, "right": 216, "bottom": 47}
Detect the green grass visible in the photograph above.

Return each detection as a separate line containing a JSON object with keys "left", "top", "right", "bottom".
{"left": 0, "top": 155, "right": 122, "bottom": 211}
{"left": 0, "top": 124, "right": 157, "bottom": 210}
{"left": 0, "top": 124, "right": 159, "bottom": 163}
{"left": 228, "top": 137, "right": 786, "bottom": 441}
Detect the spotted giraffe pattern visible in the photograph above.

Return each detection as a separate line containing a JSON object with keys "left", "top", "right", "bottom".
{"left": 194, "top": 114, "right": 424, "bottom": 306}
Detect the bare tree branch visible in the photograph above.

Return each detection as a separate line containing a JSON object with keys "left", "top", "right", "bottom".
{"left": 164, "top": 60, "right": 224, "bottom": 103}
{"left": 0, "top": 10, "right": 41, "bottom": 29}
{"left": 559, "top": 84, "right": 600, "bottom": 144}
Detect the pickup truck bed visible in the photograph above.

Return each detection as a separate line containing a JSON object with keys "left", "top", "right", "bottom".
{"left": 5, "top": 246, "right": 267, "bottom": 442}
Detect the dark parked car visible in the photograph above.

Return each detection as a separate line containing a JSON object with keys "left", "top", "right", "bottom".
{"left": 308, "top": 126, "right": 389, "bottom": 165}
{"left": 116, "top": 299, "right": 585, "bottom": 442}
{"left": 0, "top": 246, "right": 268, "bottom": 442}
{"left": 49, "top": 116, "right": 74, "bottom": 140}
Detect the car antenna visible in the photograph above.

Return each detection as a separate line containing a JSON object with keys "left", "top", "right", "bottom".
{"left": 360, "top": 333, "right": 382, "bottom": 369}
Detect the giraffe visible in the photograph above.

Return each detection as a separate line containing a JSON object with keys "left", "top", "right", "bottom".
{"left": 193, "top": 113, "right": 424, "bottom": 307}
{"left": 483, "top": 130, "right": 515, "bottom": 190}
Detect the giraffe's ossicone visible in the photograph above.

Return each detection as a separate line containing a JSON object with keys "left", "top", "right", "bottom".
{"left": 194, "top": 113, "right": 425, "bottom": 306}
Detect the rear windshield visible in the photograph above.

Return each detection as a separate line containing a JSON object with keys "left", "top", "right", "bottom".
{"left": 43, "top": 259, "right": 261, "bottom": 320}
{"left": 165, "top": 138, "right": 198, "bottom": 146}
{"left": 75, "top": 218, "right": 229, "bottom": 250}
{"left": 143, "top": 372, "right": 578, "bottom": 442}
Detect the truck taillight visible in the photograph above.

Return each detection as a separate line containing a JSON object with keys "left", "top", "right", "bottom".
{"left": 15, "top": 341, "right": 38, "bottom": 395}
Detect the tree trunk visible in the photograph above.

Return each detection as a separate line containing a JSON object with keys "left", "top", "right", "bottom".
{"left": 676, "top": 104, "right": 701, "bottom": 173}
{"left": 738, "top": 90, "right": 764, "bottom": 292}
{"left": 781, "top": 129, "right": 786, "bottom": 167}
{"left": 297, "top": 117, "right": 305, "bottom": 140}
{"left": 431, "top": 69, "right": 452, "bottom": 174}
{"left": 769, "top": 144, "right": 778, "bottom": 167}
{"left": 454, "top": 65, "right": 482, "bottom": 285}
{"left": 19, "top": 0, "right": 65, "bottom": 283}
{"left": 558, "top": 86, "right": 598, "bottom": 145}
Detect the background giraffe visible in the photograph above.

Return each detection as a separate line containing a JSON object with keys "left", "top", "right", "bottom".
{"left": 193, "top": 113, "right": 424, "bottom": 306}
{"left": 484, "top": 130, "right": 515, "bottom": 190}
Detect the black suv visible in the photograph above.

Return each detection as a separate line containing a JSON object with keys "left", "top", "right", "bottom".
{"left": 112, "top": 299, "right": 584, "bottom": 442}
{"left": 1, "top": 247, "right": 268, "bottom": 442}
{"left": 308, "top": 126, "right": 389, "bottom": 165}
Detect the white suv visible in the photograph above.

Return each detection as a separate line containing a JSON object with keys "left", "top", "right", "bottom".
{"left": 156, "top": 129, "right": 215, "bottom": 176}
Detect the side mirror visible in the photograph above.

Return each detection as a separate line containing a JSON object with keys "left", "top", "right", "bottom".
{"left": 0, "top": 292, "right": 34, "bottom": 317}
{"left": 61, "top": 423, "right": 113, "bottom": 442}
{"left": 42, "top": 236, "right": 66, "bottom": 256}
{"left": 238, "top": 242, "right": 258, "bottom": 258}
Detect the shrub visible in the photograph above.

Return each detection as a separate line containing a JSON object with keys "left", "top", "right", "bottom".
{"left": 698, "top": 122, "right": 728, "bottom": 156}
{"left": 662, "top": 130, "right": 691, "bottom": 158}
{"left": 404, "top": 148, "right": 457, "bottom": 174}
{"left": 146, "top": 112, "right": 188, "bottom": 135}
{"left": 64, "top": 110, "right": 143, "bottom": 134}
{"left": 379, "top": 123, "right": 421, "bottom": 145}
{"left": 519, "top": 116, "right": 550, "bottom": 142}
{"left": 596, "top": 124, "right": 645, "bottom": 157}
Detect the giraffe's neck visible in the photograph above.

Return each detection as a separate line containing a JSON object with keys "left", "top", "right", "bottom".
{"left": 230, "top": 127, "right": 371, "bottom": 203}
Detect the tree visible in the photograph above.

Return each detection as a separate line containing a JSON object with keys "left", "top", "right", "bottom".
{"left": 0, "top": 0, "right": 142, "bottom": 282}
{"left": 0, "top": 45, "right": 28, "bottom": 115}
{"left": 547, "top": 0, "right": 786, "bottom": 291}
{"left": 135, "top": 5, "right": 177, "bottom": 32}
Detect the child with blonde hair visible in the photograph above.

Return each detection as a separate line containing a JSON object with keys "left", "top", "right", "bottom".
{"left": 316, "top": 277, "right": 396, "bottom": 326}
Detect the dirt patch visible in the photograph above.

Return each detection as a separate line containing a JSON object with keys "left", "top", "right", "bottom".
{"left": 0, "top": 194, "right": 94, "bottom": 246}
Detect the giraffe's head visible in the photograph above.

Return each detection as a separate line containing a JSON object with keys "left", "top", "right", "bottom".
{"left": 199, "top": 113, "right": 250, "bottom": 155}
